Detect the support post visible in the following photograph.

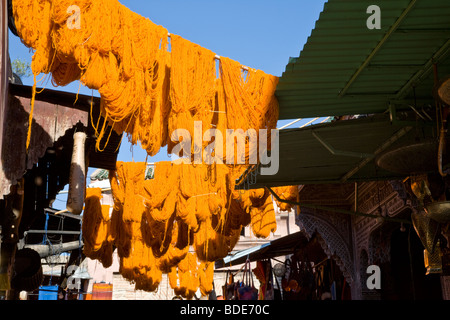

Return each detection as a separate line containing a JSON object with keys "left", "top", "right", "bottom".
{"left": 0, "top": 179, "right": 25, "bottom": 300}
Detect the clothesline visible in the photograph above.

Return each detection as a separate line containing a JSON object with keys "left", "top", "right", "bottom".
{"left": 167, "top": 32, "right": 250, "bottom": 71}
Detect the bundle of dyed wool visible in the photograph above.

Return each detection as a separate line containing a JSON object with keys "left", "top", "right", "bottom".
{"left": 168, "top": 256, "right": 214, "bottom": 299}
{"left": 109, "top": 162, "right": 165, "bottom": 292}
{"left": 198, "top": 261, "right": 215, "bottom": 296}
{"left": 13, "top": 0, "right": 172, "bottom": 154}
{"left": 212, "top": 65, "right": 279, "bottom": 165}
{"left": 168, "top": 252, "right": 200, "bottom": 300}
{"left": 13, "top": 0, "right": 279, "bottom": 164}
{"left": 219, "top": 57, "right": 279, "bottom": 133}
{"left": 227, "top": 166, "right": 277, "bottom": 238}
{"left": 272, "top": 185, "right": 300, "bottom": 212}
{"left": 107, "top": 162, "right": 192, "bottom": 293}
{"left": 95, "top": 161, "right": 280, "bottom": 296}
{"left": 168, "top": 256, "right": 215, "bottom": 300}
{"left": 82, "top": 187, "right": 114, "bottom": 268}
{"left": 247, "top": 189, "right": 277, "bottom": 239}
{"left": 167, "top": 34, "right": 216, "bottom": 155}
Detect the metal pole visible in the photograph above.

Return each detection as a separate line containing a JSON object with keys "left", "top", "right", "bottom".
{"left": 25, "top": 241, "right": 84, "bottom": 258}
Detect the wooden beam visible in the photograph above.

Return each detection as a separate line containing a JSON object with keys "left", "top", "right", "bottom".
{"left": 0, "top": 179, "right": 25, "bottom": 300}
{"left": 9, "top": 83, "right": 100, "bottom": 113}
{"left": 0, "top": 0, "right": 8, "bottom": 181}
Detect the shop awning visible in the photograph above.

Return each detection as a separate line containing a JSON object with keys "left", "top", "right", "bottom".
{"left": 236, "top": 114, "right": 443, "bottom": 189}
{"left": 236, "top": 0, "right": 450, "bottom": 189}
{"left": 276, "top": 0, "right": 450, "bottom": 120}
{"left": 215, "top": 231, "right": 309, "bottom": 269}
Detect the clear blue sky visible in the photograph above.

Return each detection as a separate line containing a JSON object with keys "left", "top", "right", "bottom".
{"left": 8, "top": 0, "right": 327, "bottom": 207}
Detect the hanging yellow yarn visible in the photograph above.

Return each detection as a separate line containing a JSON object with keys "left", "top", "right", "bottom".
{"left": 116, "top": 162, "right": 147, "bottom": 223}
{"left": 13, "top": 0, "right": 279, "bottom": 162}
{"left": 194, "top": 216, "right": 242, "bottom": 262}
{"left": 212, "top": 61, "right": 279, "bottom": 165}
{"left": 13, "top": 0, "right": 173, "bottom": 155}
{"left": 13, "top": 0, "right": 284, "bottom": 295}
{"left": 109, "top": 166, "right": 133, "bottom": 259}
{"left": 219, "top": 56, "right": 279, "bottom": 134}
{"left": 110, "top": 161, "right": 156, "bottom": 292}
{"left": 168, "top": 252, "right": 201, "bottom": 299}
{"left": 272, "top": 185, "right": 299, "bottom": 212}
{"left": 82, "top": 187, "right": 114, "bottom": 268}
{"left": 167, "top": 35, "right": 216, "bottom": 155}
{"left": 13, "top": 0, "right": 55, "bottom": 151}
{"left": 249, "top": 194, "right": 277, "bottom": 238}
{"left": 105, "top": 160, "right": 279, "bottom": 294}
{"left": 198, "top": 261, "right": 214, "bottom": 296}
{"left": 156, "top": 219, "right": 190, "bottom": 273}
{"left": 141, "top": 162, "right": 177, "bottom": 208}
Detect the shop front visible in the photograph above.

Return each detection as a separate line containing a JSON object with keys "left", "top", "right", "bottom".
{"left": 215, "top": 230, "right": 351, "bottom": 301}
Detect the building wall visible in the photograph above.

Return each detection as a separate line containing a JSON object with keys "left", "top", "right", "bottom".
{"left": 297, "top": 180, "right": 449, "bottom": 300}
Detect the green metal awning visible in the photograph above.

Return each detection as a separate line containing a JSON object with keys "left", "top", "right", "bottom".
{"left": 215, "top": 231, "right": 310, "bottom": 269}
{"left": 276, "top": 0, "right": 450, "bottom": 120}
{"left": 236, "top": 114, "right": 444, "bottom": 189}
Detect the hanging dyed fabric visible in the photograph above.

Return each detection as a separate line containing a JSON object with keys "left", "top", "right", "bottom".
{"left": 168, "top": 35, "right": 216, "bottom": 156}
{"left": 272, "top": 186, "right": 300, "bottom": 212}
{"left": 109, "top": 161, "right": 165, "bottom": 292}
{"left": 13, "top": 0, "right": 279, "bottom": 164}
{"left": 104, "top": 160, "right": 281, "bottom": 297}
{"left": 13, "top": 0, "right": 172, "bottom": 155}
{"left": 82, "top": 187, "right": 114, "bottom": 268}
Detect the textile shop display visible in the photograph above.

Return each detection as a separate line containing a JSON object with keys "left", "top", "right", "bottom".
{"left": 277, "top": 256, "right": 351, "bottom": 301}
{"left": 222, "top": 270, "right": 237, "bottom": 300}
{"left": 253, "top": 259, "right": 274, "bottom": 300}
{"left": 281, "top": 255, "right": 316, "bottom": 300}
{"left": 236, "top": 260, "right": 258, "bottom": 300}
{"left": 221, "top": 259, "right": 258, "bottom": 301}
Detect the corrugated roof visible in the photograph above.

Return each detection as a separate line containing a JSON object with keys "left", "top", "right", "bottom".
{"left": 276, "top": 0, "right": 450, "bottom": 119}
{"left": 235, "top": 114, "right": 442, "bottom": 189}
